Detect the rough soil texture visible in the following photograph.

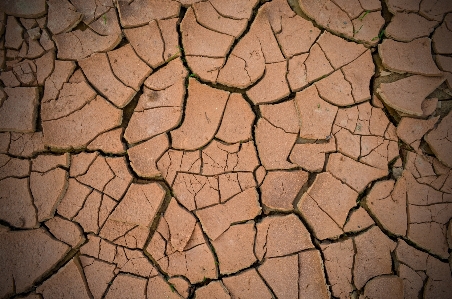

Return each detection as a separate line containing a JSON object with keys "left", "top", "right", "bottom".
{"left": 0, "top": 0, "right": 452, "bottom": 298}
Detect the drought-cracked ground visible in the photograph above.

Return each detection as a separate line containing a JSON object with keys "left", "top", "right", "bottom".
{"left": 0, "top": 0, "right": 452, "bottom": 298}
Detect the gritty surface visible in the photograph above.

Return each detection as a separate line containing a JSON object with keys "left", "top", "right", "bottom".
{"left": 0, "top": 0, "right": 451, "bottom": 298}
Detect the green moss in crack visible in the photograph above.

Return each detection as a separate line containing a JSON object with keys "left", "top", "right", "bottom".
{"left": 354, "top": 24, "right": 364, "bottom": 34}
{"left": 169, "top": 282, "right": 176, "bottom": 293}
{"left": 372, "top": 29, "right": 385, "bottom": 41}
{"left": 167, "top": 47, "right": 181, "bottom": 63}
{"left": 359, "top": 10, "right": 370, "bottom": 21}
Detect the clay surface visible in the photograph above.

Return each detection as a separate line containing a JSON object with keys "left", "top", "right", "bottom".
{"left": 1, "top": 1, "right": 451, "bottom": 298}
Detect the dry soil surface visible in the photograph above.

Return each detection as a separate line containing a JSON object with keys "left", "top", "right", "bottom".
{"left": 0, "top": 0, "right": 452, "bottom": 298}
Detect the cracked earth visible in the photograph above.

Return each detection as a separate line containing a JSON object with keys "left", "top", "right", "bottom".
{"left": 0, "top": 0, "right": 452, "bottom": 298}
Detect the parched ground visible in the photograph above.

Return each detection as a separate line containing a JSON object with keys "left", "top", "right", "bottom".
{"left": 0, "top": 0, "right": 452, "bottom": 298}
